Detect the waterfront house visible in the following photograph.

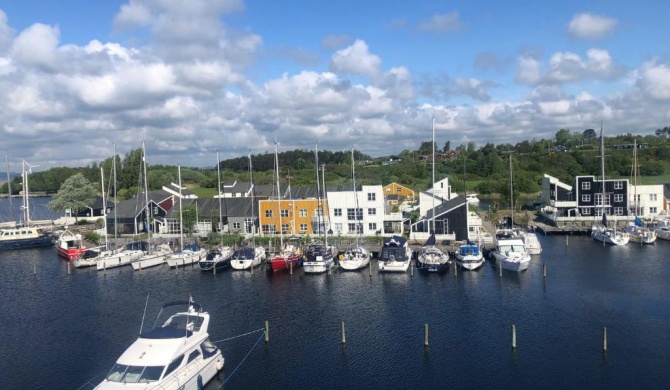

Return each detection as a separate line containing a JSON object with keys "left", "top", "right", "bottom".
{"left": 107, "top": 190, "right": 173, "bottom": 235}
{"left": 383, "top": 182, "right": 415, "bottom": 203}
{"left": 409, "top": 196, "right": 469, "bottom": 242}
{"left": 259, "top": 186, "right": 326, "bottom": 236}
{"left": 327, "top": 184, "right": 386, "bottom": 236}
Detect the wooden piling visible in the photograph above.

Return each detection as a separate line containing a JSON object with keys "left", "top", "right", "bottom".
{"left": 498, "top": 261, "right": 502, "bottom": 277}
{"left": 213, "top": 264, "right": 216, "bottom": 274}
{"left": 511, "top": 324, "right": 517, "bottom": 349}
{"left": 603, "top": 327, "right": 607, "bottom": 352}
{"left": 341, "top": 322, "right": 346, "bottom": 344}
{"left": 265, "top": 320, "right": 269, "bottom": 343}
{"left": 67, "top": 261, "right": 71, "bottom": 275}
{"left": 33, "top": 262, "right": 36, "bottom": 276}
{"left": 543, "top": 262, "right": 547, "bottom": 279}
{"left": 566, "top": 235, "right": 569, "bottom": 246}
{"left": 454, "top": 263, "right": 458, "bottom": 276}
{"left": 369, "top": 260, "right": 372, "bottom": 277}
{"left": 410, "top": 263, "right": 414, "bottom": 276}
{"left": 290, "top": 262, "right": 293, "bottom": 275}
{"left": 424, "top": 323, "right": 429, "bottom": 347}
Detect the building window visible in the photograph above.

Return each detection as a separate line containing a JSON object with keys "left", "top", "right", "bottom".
{"left": 152, "top": 206, "right": 158, "bottom": 215}
{"left": 386, "top": 188, "right": 391, "bottom": 193}
{"left": 280, "top": 209, "right": 289, "bottom": 218}
{"left": 581, "top": 181, "right": 590, "bottom": 190}
{"left": 396, "top": 188, "right": 401, "bottom": 193}
{"left": 281, "top": 224, "right": 289, "bottom": 233}
{"left": 262, "top": 224, "right": 276, "bottom": 234}
{"left": 614, "top": 181, "right": 623, "bottom": 190}
{"left": 348, "top": 223, "right": 356, "bottom": 233}
{"left": 581, "top": 194, "right": 590, "bottom": 203}
{"left": 581, "top": 208, "right": 591, "bottom": 215}
{"left": 369, "top": 223, "right": 377, "bottom": 231}
{"left": 334, "top": 223, "right": 343, "bottom": 234}
{"left": 650, "top": 194, "right": 657, "bottom": 201}
{"left": 368, "top": 208, "right": 376, "bottom": 216}
{"left": 347, "top": 208, "right": 363, "bottom": 220}
{"left": 367, "top": 193, "right": 376, "bottom": 201}
{"left": 299, "top": 223, "right": 308, "bottom": 232}
{"left": 265, "top": 210, "right": 273, "bottom": 218}
{"left": 614, "top": 207, "right": 624, "bottom": 215}
{"left": 614, "top": 194, "right": 623, "bottom": 203}
{"left": 299, "top": 209, "right": 307, "bottom": 217}
{"left": 650, "top": 207, "right": 657, "bottom": 214}
{"left": 232, "top": 222, "right": 240, "bottom": 230}
{"left": 334, "top": 208, "right": 342, "bottom": 217}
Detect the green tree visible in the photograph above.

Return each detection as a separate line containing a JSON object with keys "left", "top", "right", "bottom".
{"left": 556, "top": 129, "right": 571, "bottom": 146}
{"left": 48, "top": 173, "right": 99, "bottom": 222}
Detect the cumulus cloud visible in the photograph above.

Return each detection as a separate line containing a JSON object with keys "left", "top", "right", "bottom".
{"left": 329, "top": 40, "right": 381, "bottom": 79}
{"left": 420, "top": 74, "right": 495, "bottom": 102}
{"left": 11, "top": 23, "right": 60, "bottom": 69}
{"left": 417, "top": 12, "right": 464, "bottom": 33}
{"left": 636, "top": 61, "right": 670, "bottom": 100}
{"left": 567, "top": 13, "right": 618, "bottom": 40}
{"left": 516, "top": 49, "right": 624, "bottom": 86}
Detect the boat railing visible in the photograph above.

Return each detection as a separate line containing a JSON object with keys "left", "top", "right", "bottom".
{"left": 147, "top": 353, "right": 220, "bottom": 390}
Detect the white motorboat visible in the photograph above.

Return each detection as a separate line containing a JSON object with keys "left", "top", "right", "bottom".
{"left": 166, "top": 243, "right": 207, "bottom": 268}
{"left": 454, "top": 241, "right": 484, "bottom": 270}
{"left": 517, "top": 228, "right": 543, "bottom": 254}
{"left": 625, "top": 221, "right": 656, "bottom": 245}
{"left": 339, "top": 246, "right": 371, "bottom": 271}
{"left": 95, "top": 299, "right": 224, "bottom": 390}
{"left": 655, "top": 218, "right": 670, "bottom": 240}
{"left": 96, "top": 241, "right": 147, "bottom": 271}
{"left": 230, "top": 246, "right": 266, "bottom": 270}
{"left": 378, "top": 235, "right": 412, "bottom": 273}
{"left": 490, "top": 234, "right": 531, "bottom": 272}
{"left": 131, "top": 243, "right": 172, "bottom": 271}
{"left": 465, "top": 194, "right": 480, "bottom": 204}
{"left": 303, "top": 241, "right": 337, "bottom": 273}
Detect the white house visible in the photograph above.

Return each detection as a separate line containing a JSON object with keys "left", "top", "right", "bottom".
{"left": 327, "top": 185, "right": 385, "bottom": 236}
{"left": 419, "top": 177, "right": 452, "bottom": 218}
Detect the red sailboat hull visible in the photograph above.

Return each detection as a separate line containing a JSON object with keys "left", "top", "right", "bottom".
{"left": 269, "top": 254, "right": 303, "bottom": 272}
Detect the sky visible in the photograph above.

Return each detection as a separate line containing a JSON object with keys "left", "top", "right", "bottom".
{"left": 1, "top": 0, "right": 670, "bottom": 170}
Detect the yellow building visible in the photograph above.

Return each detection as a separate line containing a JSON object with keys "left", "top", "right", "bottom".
{"left": 258, "top": 198, "right": 329, "bottom": 236}
{"left": 383, "top": 182, "right": 415, "bottom": 204}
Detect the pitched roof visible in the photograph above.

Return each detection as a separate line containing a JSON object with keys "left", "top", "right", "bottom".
{"left": 167, "top": 198, "right": 258, "bottom": 219}
{"left": 424, "top": 195, "right": 467, "bottom": 220}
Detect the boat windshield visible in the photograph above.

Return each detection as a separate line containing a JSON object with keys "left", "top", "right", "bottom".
{"left": 380, "top": 248, "right": 407, "bottom": 261}
{"left": 460, "top": 246, "right": 479, "bottom": 256}
{"left": 105, "top": 363, "right": 164, "bottom": 383}
{"left": 499, "top": 244, "right": 525, "bottom": 253}
{"left": 165, "top": 314, "right": 204, "bottom": 332}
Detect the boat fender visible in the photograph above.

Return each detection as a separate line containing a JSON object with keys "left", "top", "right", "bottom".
{"left": 216, "top": 359, "right": 223, "bottom": 371}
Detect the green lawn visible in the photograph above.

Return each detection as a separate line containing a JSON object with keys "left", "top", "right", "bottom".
{"left": 638, "top": 161, "right": 670, "bottom": 185}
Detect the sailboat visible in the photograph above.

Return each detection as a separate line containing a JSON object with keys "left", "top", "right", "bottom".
{"left": 339, "top": 147, "right": 371, "bottom": 271}
{"left": 625, "top": 140, "right": 656, "bottom": 244}
{"left": 231, "top": 153, "right": 266, "bottom": 270}
{"left": 267, "top": 142, "right": 303, "bottom": 272}
{"left": 131, "top": 139, "right": 173, "bottom": 271}
{"left": 0, "top": 160, "right": 53, "bottom": 250}
{"left": 303, "top": 143, "right": 337, "bottom": 274}
{"left": 490, "top": 154, "right": 531, "bottom": 272}
{"left": 200, "top": 151, "right": 234, "bottom": 273}
{"left": 167, "top": 165, "right": 206, "bottom": 268}
{"left": 591, "top": 122, "right": 629, "bottom": 245}
{"left": 416, "top": 117, "right": 451, "bottom": 273}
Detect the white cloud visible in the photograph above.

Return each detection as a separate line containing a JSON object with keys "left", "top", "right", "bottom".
{"left": 516, "top": 49, "right": 623, "bottom": 86}
{"left": 113, "top": 0, "right": 153, "bottom": 30}
{"left": 636, "top": 61, "right": 670, "bottom": 100}
{"left": 329, "top": 40, "right": 381, "bottom": 79}
{"left": 567, "top": 13, "right": 618, "bottom": 40}
{"left": 11, "top": 23, "right": 60, "bottom": 69}
{"left": 417, "top": 12, "right": 463, "bottom": 33}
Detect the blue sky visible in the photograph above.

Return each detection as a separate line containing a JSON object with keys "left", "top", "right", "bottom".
{"left": 1, "top": 0, "right": 669, "bottom": 169}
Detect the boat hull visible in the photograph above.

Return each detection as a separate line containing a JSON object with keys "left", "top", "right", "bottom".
{"left": 454, "top": 255, "right": 485, "bottom": 270}
{"left": 378, "top": 260, "right": 410, "bottom": 272}
{"left": 0, "top": 236, "right": 53, "bottom": 250}
{"left": 166, "top": 249, "right": 206, "bottom": 268}
{"left": 131, "top": 253, "right": 167, "bottom": 270}
{"left": 96, "top": 250, "right": 144, "bottom": 271}
{"left": 57, "top": 246, "right": 87, "bottom": 261}
{"left": 269, "top": 254, "right": 302, "bottom": 272}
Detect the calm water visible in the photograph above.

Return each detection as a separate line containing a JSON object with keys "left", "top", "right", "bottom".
{"left": 1, "top": 200, "right": 670, "bottom": 389}
{"left": 0, "top": 197, "right": 61, "bottom": 223}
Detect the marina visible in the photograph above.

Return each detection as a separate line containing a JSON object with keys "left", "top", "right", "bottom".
{"left": 1, "top": 231, "right": 670, "bottom": 389}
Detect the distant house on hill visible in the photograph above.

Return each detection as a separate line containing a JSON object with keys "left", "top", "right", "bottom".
{"left": 383, "top": 183, "right": 415, "bottom": 203}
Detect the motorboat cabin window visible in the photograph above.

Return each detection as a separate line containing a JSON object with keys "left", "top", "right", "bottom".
{"left": 187, "top": 349, "right": 201, "bottom": 364}
{"left": 105, "top": 364, "right": 164, "bottom": 383}
{"left": 380, "top": 248, "right": 407, "bottom": 261}
{"left": 164, "top": 354, "right": 184, "bottom": 377}
{"left": 166, "top": 314, "right": 204, "bottom": 332}
{"left": 499, "top": 244, "right": 525, "bottom": 253}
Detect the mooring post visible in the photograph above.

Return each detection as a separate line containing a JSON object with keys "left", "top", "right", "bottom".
{"left": 213, "top": 264, "right": 216, "bottom": 274}
{"left": 265, "top": 320, "right": 269, "bottom": 343}
{"left": 498, "top": 261, "right": 502, "bottom": 277}
{"left": 410, "top": 262, "right": 414, "bottom": 276}
{"left": 512, "top": 324, "right": 517, "bottom": 349}
{"left": 182, "top": 258, "right": 185, "bottom": 270}
{"left": 139, "top": 261, "right": 142, "bottom": 274}
{"left": 33, "top": 262, "right": 37, "bottom": 276}
{"left": 424, "top": 323, "right": 429, "bottom": 347}
{"left": 369, "top": 260, "right": 372, "bottom": 277}
{"left": 67, "top": 261, "right": 71, "bottom": 275}
{"left": 454, "top": 263, "right": 458, "bottom": 276}
{"left": 341, "top": 322, "right": 346, "bottom": 345}
{"left": 566, "top": 235, "right": 568, "bottom": 246}
{"left": 603, "top": 327, "right": 607, "bottom": 353}
{"left": 290, "top": 262, "right": 293, "bottom": 275}
{"left": 543, "top": 262, "right": 547, "bottom": 279}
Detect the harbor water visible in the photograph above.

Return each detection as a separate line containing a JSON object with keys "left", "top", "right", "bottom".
{"left": 1, "top": 199, "right": 670, "bottom": 389}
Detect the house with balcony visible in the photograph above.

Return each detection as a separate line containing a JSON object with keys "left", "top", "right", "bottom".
{"left": 383, "top": 182, "right": 415, "bottom": 204}
{"left": 326, "top": 184, "right": 387, "bottom": 236}
{"left": 258, "top": 186, "right": 326, "bottom": 236}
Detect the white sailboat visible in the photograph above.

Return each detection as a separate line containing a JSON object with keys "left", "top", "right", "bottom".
{"left": 416, "top": 117, "right": 450, "bottom": 273}
{"left": 625, "top": 140, "right": 656, "bottom": 244}
{"left": 231, "top": 153, "right": 266, "bottom": 270}
{"left": 339, "top": 147, "right": 370, "bottom": 271}
{"left": 167, "top": 165, "right": 206, "bottom": 268}
{"left": 131, "top": 139, "right": 172, "bottom": 271}
{"left": 490, "top": 154, "right": 531, "bottom": 272}
{"left": 591, "top": 122, "right": 629, "bottom": 245}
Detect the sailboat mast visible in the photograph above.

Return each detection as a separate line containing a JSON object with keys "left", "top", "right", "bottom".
{"left": 352, "top": 147, "right": 360, "bottom": 246}
{"left": 5, "top": 156, "right": 12, "bottom": 222}
{"left": 314, "top": 141, "right": 322, "bottom": 239}
{"left": 510, "top": 154, "right": 514, "bottom": 227}
{"left": 178, "top": 165, "right": 184, "bottom": 251}
{"left": 600, "top": 121, "right": 606, "bottom": 222}
{"left": 216, "top": 150, "right": 223, "bottom": 246}
{"left": 248, "top": 153, "right": 255, "bottom": 243}
{"left": 142, "top": 139, "right": 151, "bottom": 250}
{"left": 431, "top": 116, "right": 435, "bottom": 234}
{"left": 22, "top": 160, "right": 30, "bottom": 225}
{"left": 633, "top": 139, "right": 638, "bottom": 216}
{"left": 274, "top": 142, "right": 283, "bottom": 247}
{"left": 113, "top": 144, "right": 118, "bottom": 239}
{"left": 101, "top": 167, "right": 108, "bottom": 249}
{"left": 322, "top": 164, "right": 328, "bottom": 245}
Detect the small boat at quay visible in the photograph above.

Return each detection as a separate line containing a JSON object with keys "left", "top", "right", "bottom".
{"left": 230, "top": 246, "right": 266, "bottom": 270}
{"left": 303, "top": 241, "right": 336, "bottom": 274}
{"left": 489, "top": 232, "right": 531, "bottom": 272}
{"left": 454, "top": 240, "right": 485, "bottom": 270}
{"left": 655, "top": 218, "right": 670, "bottom": 240}
{"left": 56, "top": 228, "right": 87, "bottom": 261}
{"left": 166, "top": 243, "right": 207, "bottom": 268}
{"left": 416, "top": 234, "right": 451, "bottom": 273}
{"left": 199, "top": 246, "right": 234, "bottom": 273}
{"left": 94, "top": 298, "right": 224, "bottom": 390}
{"left": 378, "top": 235, "right": 412, "bottom": 273}
{"left": 95, "top": 241, "right": 148, "bottom": 271}
{"left": 0, "top": 225, "right": 53, "bottom": 250}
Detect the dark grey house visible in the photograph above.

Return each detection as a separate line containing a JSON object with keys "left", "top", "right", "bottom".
{"left": 410, "top": 195, "right": 469, "bottom": 241}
